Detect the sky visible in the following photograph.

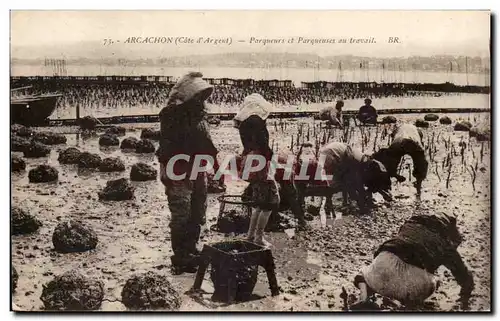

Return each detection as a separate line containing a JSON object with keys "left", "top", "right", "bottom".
{"left": 10, "top": 10, "right": 491, "bottom": 58}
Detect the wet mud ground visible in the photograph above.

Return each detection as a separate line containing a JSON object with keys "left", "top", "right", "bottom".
{"left": 11, "top": 112, "right": 491, "bottom": 311}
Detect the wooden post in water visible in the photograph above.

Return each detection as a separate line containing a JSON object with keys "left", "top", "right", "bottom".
{"left": 76, "top": 103, "right": 81, "bottom": 122}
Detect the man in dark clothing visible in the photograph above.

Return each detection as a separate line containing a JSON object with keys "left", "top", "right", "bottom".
{"left": 353, "top": 213, "right": 474, "bottom": 308}
{"left": 358, "top": 98, "right": 378, "bottom": 124}
{"left": 157, "top": 72, "right": 220, "bottom": 274}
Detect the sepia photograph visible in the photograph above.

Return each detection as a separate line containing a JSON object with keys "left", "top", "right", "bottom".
{"left": 9, "top": 10, "right": 491, "bottom": 312}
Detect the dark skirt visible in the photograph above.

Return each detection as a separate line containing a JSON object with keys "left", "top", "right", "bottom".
{"left": 242, "top": 180, "right": 280, "bottom": 211}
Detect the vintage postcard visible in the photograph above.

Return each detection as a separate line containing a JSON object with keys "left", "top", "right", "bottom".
{"left": 10, "top": 10, "right": 491, "bottom": 312}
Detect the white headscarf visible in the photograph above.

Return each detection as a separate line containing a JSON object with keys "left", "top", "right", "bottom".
{"left": 233, "top": 93, "right": 272, "bottom": 126}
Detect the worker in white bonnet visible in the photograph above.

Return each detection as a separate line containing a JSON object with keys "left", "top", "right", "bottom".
{"left": 235, "top": 94, "right": 308, "bottom": 246}
{"left": 157, "top": 71, "right": 221, "bottom": 274}
{"left": 233, "top": 93, "right": 271, "bottom": 132}
{"left": 234, "top": 94, "right": 276, "bottom": 247}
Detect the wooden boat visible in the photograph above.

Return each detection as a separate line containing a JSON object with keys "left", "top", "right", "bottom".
{"left": 11, "top": 87, "right": 61, "bottom": 125}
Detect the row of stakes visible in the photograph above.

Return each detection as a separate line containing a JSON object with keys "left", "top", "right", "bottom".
{"left": 270, "top": 115, "right": 489, "bottom": 192}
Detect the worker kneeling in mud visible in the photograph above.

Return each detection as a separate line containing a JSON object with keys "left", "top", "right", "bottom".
{"left": 317, "top": 142, "right": 393, "bottom": 213}
{"left": 352, "top": 213, "right": 474, "bottom": 308}
{"left": 234, "top": 94, "right": 308, "bottom": 234}
{"left": 157, "top": 72, "right": 221, "bottom": 274}
{"left": 372, "top": 123, "right": 429, "bottom": 195}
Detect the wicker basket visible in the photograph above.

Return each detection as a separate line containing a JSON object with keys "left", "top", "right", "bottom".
{"left": 212, "top": 195, "right": 253, "bottom": 234}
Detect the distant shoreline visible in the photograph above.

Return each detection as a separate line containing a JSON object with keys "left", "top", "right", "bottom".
{"left": 10, "top": 52, "right": 490, "bottom": 75}
{"left": 10, "top": 62, "right": 489, "bottom": 75}
{"left": 9, "top": 66, "right": 490, "bottom": 88}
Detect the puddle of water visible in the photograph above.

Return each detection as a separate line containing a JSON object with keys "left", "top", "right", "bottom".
{"left": 326, "top": 218, "right": 336, "bottom": 226}
{"left": 306, "top": 250, "right": 323, "bottom": 266}
{"left": 320, "top": 207, "right": 341, "bottom": 228}
{"left": 284, "top": 228, "right": 295, "bottom": 239}
{"left": 319, "top": 198, "right": 335, "bottom": 228}
{"left": 320, "top": 212, "right": 326, "bottom": 227}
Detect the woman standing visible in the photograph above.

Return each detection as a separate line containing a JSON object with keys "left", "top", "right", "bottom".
{"left": 234, "top": 94, "right": 277, "bottom": 247}
{"left": 234, "top": 94, "right": 308, "bottom": 244}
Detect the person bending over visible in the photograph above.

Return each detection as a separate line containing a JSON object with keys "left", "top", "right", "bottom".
{"left": 353, "top": 213, "right": 474, "bottom": 308}
{"left": 372, "top": 123, "right": 428, "bottom": 195}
